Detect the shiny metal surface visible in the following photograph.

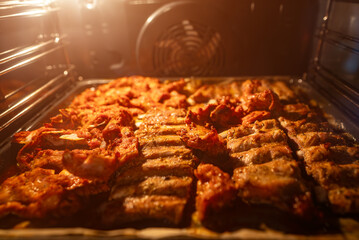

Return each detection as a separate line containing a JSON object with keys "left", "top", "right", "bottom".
{"left": 310, "top": 0, "right": 359, "bottom": 128}
{"left": 0, "top": 0, "right": 73, "bottom": 143}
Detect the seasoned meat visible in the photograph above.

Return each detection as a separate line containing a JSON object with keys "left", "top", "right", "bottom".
{"left": 101, "top": 196, "right": 187, "bottom": 226}
{"left": 139, "top": 135, "right": 183, "bottom": 147}
{"left": 278, "top": 118, "right": 331, "bottom": 135}
{"left": 113, "top": 157, "right": 195, "bottom": 186}
{"left": 230, "top": 143, "right": 293, "bottom": 168}
{"left": 262, "top": 80, "right": 297, "bottom": 103}
{"left": 279, "top": 103, "right": 359, "bottom": 214}
{"left": 185, "top": 103, "right": 242, "bottom": 129}
{"left": 232, "top": 159, "right": 313, "bottom": 217}
{"left": 281, "top": 103, "right": 323, "bottom": 122}
{"left": 137, "top": 124, "right": 187, "bottom": 136}
{"left": 292, "top": 132, "right": 348, "bottom": 149}
{"left": 110, "top": 176, "right": 193, "bottom": 200}
{"left": 227, "top": 129, "right": 287, "bottom": 153}
{"left": 224, "top": 119, "right": 280, "bottom": 139}
{"left": 141, "top": 145, "right": 192, "bottom": 159}
{"left": 0, "top": 168, "right": 107, "bottom": 218}
{"left": 240, "top": 79, "right": 267, "bottom": 96}
{"left": 195, "top": 164, "right": 236, "bottom": 222}
{"left": 241, "top": 89, "right": 281, "bottom": 113}
{"left": 241, "top": 111, "right": 271, "bottom": 125}
{"left": 328, "top": 188, "right": 359, "bottom": 214}
{"left": 226, "top": 116, "right": 314, "bottom": 218}
{"left": 188, "top": 82, "right": 242, "bottom": 104}
{"left": 100, "top": 107, "right": 196, "bottom": 227}
{"left": 307, "top": 162, "right": 359, "bottom": 189}
{"left": 136, "top": 108, "right": 187, "bottom": 126}
{"left": 62, "top": 149, "right": 118, "bottom": 181}
{"left": 179, "top": 125, "right": 226, "bottom": 156}
{"left": 298, "top": 144, "right": 359, "bottom": 165}
{"left": 15, "top": 128, "right": 93, "bottom": 170}
{"left": 27, "top": 150, "right": 64, "bottom": 172}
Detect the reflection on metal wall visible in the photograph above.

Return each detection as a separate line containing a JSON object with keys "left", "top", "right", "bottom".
{"left": 310, "top": 0, "right": 359, "bottom": 123}
{"left": 0, "top": 0, "right": 74, "bottom": 142}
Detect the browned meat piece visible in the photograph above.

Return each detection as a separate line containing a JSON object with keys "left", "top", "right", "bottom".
{"left": 241, "top": 111, "right": 271, "bottom": 125}
{"left": 46, "top": 108, "right": 81, "bottom": 130}
{"left": 208, "top": 97, "right": 244, "bottom": 127}
{"left": 298, "top": 144, "right": 359, "bottom": 165}
{"left": 293, "top": 132, "right": 348, "bottom": 148}
{"left": 110, "top": 176, "right": 193, "bottom": 200}
{"left": 306, "top": 162, "right": 359, "bottom": 189}
{"left": 241, "top": 90, "right": 281, "bottom": 113}
{"left": 302, "top": 145, "right": 359, "bottom": 214}
{"left": 195, "top": 164, "right": 236, "bottom": 222}
{"left": 278, "top": 117, "right": 331, "bottom": 135}
{"left": 15, "top": 128, "right": 92, "bottom": 170}
{"left": 232, "top": 159, "right": 313, "bottom": 217}
{"left": 262, "top": 80, "right": 297, "bottom": 103}
{"left": 139, "top": 135, "right": 183, "bottom": 147}
{"left": 141, "top": 145, "right": 193, "bottom": 159}
{"left": 328, "top": 188, "right": 359, "bottom": 214}
{"left": 62, "top": 149, "right": 118, "bottom": 181}
{"left": 0, "top": 168, "right": 107, "bottom": 218}
{"left": 230, "top": 144, "right": 293, "bottom": 168}
{"left": 227, "top": 129, "right": 287, "bottom": 153}
{"left": 179, "top": 125, "right": 226, "bottom": 156}
{"left": 188, "top": 82, "right": 242, "bottom": 104}
{"left": 225, "top": 119, "right": 280, "bottom": 139}
{"left": 240, "top": 79, "right": 267, "bottom": 96}
{"left": 185, "top": 98, "right": 243, "bottom": 129}
{"left": 17, "top": 129, "right": 91, "bottom": 151}
{"left": 110, "top": 127, "right": 139, "bottom": 164}
{"left": 101, "top": 196, "right": 187, "bottom": 226}
{"left": 137, "top": 108, "right": 187, "bottom": 126}
{"left": 12, "top": 131, "right": 35, "bottom": 145}
{"left": 36, "top": 130, "right": 90, "bottom": 149}
{"left": 187, "top": 87, "right": 281, "bottom": 130}
{"left": 136, "top": 108, "right": 194, "bottom": 159}
{"left": 137, "top": 124, "right": 186, "bottom": 136}
{"left": 102, "top": 111, "right": 134, "bottom": 141}
{"left": 13, "top": 127, "right": 56, "bottom": 145}
{"left": 163, "top": 91, "right": 188, "bottom": 108}
{"left": 27, "top": 150, "right": 64, "bottom": 172}
{"left": 281, "top": 103, "right": 324, "bottom": 122}
{"left": 114, "top": 157, "right": 195, "bottom": 186}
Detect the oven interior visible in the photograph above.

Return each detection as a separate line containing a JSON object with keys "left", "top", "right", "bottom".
{"left": 0, "top": 0, "right": 359, "bottom": 238}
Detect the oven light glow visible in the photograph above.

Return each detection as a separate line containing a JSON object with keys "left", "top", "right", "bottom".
{"left": 85, "top": 0, "right": 97, "bottom": 10}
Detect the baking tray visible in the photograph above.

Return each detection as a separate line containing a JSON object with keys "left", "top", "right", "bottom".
{"left": 0, "top": 76, "right": 359, "bottom": 239}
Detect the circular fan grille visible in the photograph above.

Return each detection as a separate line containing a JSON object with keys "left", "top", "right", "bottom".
{"left": 153, "top": 19, "right": 225, "bottom": 76}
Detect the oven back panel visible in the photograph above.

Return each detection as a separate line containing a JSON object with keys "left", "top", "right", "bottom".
{"left": 59, "top": 0, "right": 317, "bottom": 78}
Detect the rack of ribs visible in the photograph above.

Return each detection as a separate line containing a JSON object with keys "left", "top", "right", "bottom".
{"left": 100, "top": 108, "right": 197, "bottom": 227}
{"left": 279, "top": 103, "right": 359, "bottom": 214}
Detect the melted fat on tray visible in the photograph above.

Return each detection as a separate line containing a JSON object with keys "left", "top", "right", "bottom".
{"left": 1, "top": 76, "right": 359, "bottom": 230}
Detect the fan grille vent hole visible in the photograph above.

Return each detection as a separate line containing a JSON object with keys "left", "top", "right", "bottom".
{"left": 153, "top": 20, "right": 225, "bottom": 76}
